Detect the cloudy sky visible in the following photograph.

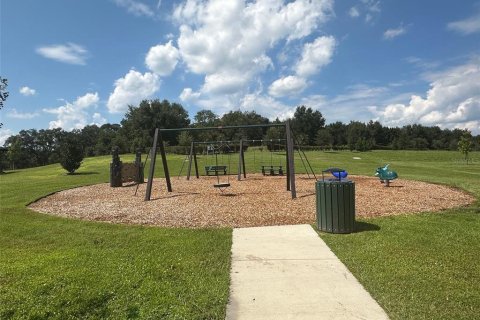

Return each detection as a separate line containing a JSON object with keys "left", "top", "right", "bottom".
{"left": 2, "top": 0, "right": 480, "bottom": 144}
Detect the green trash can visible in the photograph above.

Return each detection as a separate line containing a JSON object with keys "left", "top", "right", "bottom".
{"left": 316, "top": 180, "right": 355, "bottom": 233}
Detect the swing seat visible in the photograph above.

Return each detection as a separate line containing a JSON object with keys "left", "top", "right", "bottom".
{"left": 214, "top": 182, "right": 230, "bottom": 188}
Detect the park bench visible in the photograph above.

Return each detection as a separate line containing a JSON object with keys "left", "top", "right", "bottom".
{"left": 261, "top": 165, "right": 284, "bottom": 176}
{"left": 205, "top": 165, "right": 227, "bottom": 176}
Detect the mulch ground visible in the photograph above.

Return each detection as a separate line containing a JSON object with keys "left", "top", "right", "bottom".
{"left": 28, "top": 174, "right": 475, "bottom": 228}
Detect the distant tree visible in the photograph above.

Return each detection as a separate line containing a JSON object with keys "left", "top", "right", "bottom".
{"left": 347, "top": 121, "right": 373, "bottom": 151}
{"left": 193, "top": 109, "right": 220, "bottom": 142}
{"left": 220, "top": 110, "right": 269, "bottom": 141}
{"left": 0, "top": 76, "right": 9, "bottom": 129}
{"left": 291, "top": 106, "right": 325, "bottom": 145}
{"left": 58, "top": 133, "right": 84, "bottom": 174}
{"left": 177, "top": 131, "right": 193, "bottom": 146}
{"left": 315, "top": 128, "right": 333, "bottom": 149}
{"left": 326, "top": 122, "right": 347, "bottom": 148}
{"left": 121, "top": 99, "right": 190, "bottom": 148}
{"left": 458, "top": 130, "right": 473, "bottom": 163}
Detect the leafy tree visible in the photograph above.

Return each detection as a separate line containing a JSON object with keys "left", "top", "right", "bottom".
{"left": 0, "top": 76, "right": 9, "bottom": 129}
{"left": 291, "top": 106, "right": 325, "bottom": 145}
{"left": 458, "top": 130, "right": 473, "bottom": 163}
{"left": 220, "top": 110, "right": 269, "bottom": 141}
{"left": 193, "top": 109, "right": 220, "bottom": 142}
{"left": 325, "top": 122, "right": 347, "bottom": 148}
{"left": 121, "top": 99, "right": 190, "bottom": 149}
{"left": 58, "top": 133, "right": 84, "bottom": 174}
{"left": 177, "top": 131, "right": 193, "bottom": 146}
{"left": 315, "top": 128, "right": 333, "bottom": 148}
{"left": 347, "top": 121, "right": 373, "bottom": 151}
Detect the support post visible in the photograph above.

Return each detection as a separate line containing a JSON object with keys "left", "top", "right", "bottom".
{"left": 242, "top": 142, "right": 246, "bottom": 178}
{"left": 238, "top": 139, "right": 243, "bottom": 181}
{"left": 286, "top": 139, "right": 290, "bottom": 191}
{"left": 193, "top": 143, "right": 199, "bottom": 178}
{"left": 187, "top": 142, "right": 194, "bottom": 180}
{"left": 145, "top": 129, "right": 159, "bottom": 201}
{"left": 286, "top": 120, "right": 296, "bottom": 199}
{"left": 158, "top": 130, "right": 172, "bottom": 192}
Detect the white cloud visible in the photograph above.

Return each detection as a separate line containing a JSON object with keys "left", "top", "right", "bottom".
{"left": 0, "top": 128, "right": 14, "bottom": 146}
{"left": 174, "top": 0, "right": 333, "bottom": 96}
{"left": 145, "top": 41, "right": 180, "bottom": 76}
{"left": 107, "top": 70, "right": 160, "bottom": 113}
{"left": 36, "top": 43, "right": 88, "bottom": 65}
{"left": 240, "top": 93, "right": 294, "bottom": 121}
{"left": 350, "top": 0, "right": 381, "bottom": 23}
{"left": 91, "top": 113, "right": 107, "bottom": 126}
{"left": 296, "top": 36, "right": 336, "bottom": 77}
{"left": 447, "top": 13, "right": 480, "bottom": 35}
{"left": 7, "top": 109, "right": 39, "bottom": 119}
{"left": 383, "top": 25, "right": 407, "bottom": 40}
{"left": 179, "top": 88, "right": 201, "bottom": 102}
{"left": 43, "top": 92, "right": 100, "bottom": 130}
{"left": 349, "top": 7, "right": 360, "bottom": 18}
{"left": 113, "top": 0, "right": 154, "bottom": 17}
{"left": 19, "top": 86, "right": 36, "bottom": 96}
{"left": 268, "top": 76, "right": 307, "bottom": 97}
{"left": 372, "top": 60, "right": 480, "bottom": 134}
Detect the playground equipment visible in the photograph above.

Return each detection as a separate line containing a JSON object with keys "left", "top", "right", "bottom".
{"left": 321, "top": 167, "right": 348, "bottom": 181}
{"left": 144, "top": 122, "right": 299, "bottom": 200}
{"left": 375, "top": 164, "right": 398, "bottom": 186}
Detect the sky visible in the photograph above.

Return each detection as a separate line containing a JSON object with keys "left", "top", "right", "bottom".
{"left": 1, "top": 0, "right": 480, "bottom": 144}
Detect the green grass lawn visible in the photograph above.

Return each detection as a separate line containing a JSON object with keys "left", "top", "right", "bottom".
{"left": 0, "top": 157, "right": 232, "bottom": 319}
{"left": 1, "top": 150, "right": 479, "bottom": 319}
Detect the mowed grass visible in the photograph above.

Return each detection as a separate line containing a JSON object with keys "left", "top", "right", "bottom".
{"left": 1, "top": 150, "right": 479, "bottom": 319}
{"left": 309, "top": 150, "right": 480, "bottom": 320}
{"left": 0, "top": 157, "right": 232, "bottom": 319}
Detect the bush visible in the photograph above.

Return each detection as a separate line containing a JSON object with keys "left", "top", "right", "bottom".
{"left": 59, "top": 134, "right": 84, "bottom": 174}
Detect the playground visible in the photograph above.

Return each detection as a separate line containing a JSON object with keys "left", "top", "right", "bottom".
{"left": 29, "top": 174, "right": 474, "bottom": 228}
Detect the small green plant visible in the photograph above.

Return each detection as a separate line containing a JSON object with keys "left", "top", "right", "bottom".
{"left": 59, "top": 133, "right": 84, "bottom": 174}
{"left": 458, "top": 130, "right": 473, "bottom": 164}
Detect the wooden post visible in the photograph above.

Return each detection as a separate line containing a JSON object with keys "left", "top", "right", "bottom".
{"left": 286, "top": 137, "right": 290, "bottom": 191}
{"left": 286, "top": 121, "right": 296, "bottom": 199}
{"left": 145, "top": 129, "right": 159, "bottom": 201}
{"left": 187, "top": 142, "right": 194, "bottom": 180}
{"left": 158, "top": 130, "right": 172, "bottom": 192}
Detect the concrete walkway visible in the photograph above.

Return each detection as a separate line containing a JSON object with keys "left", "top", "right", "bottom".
{"left": 226, "top": 224, "right": 389, "bottom": 320}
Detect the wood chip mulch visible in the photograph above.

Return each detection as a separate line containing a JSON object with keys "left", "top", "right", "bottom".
{"left": 28, "top": 174, "right": 475, "bottom": 228}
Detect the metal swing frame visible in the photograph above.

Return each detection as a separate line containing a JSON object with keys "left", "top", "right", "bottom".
{"left": 144, "top": 122, "right": 297, "bottom": 200}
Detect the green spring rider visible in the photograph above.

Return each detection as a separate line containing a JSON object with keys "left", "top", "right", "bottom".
{"left": 375, "top": 164, "right": 398, "bottom": 187}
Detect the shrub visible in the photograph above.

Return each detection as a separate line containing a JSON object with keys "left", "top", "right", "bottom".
{"left": 59, "top": 134, "right": 84, "bottom": 174}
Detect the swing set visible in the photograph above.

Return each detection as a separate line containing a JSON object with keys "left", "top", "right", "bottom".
{"left": 144, "top": 122, "right": 306, "bottom": 201}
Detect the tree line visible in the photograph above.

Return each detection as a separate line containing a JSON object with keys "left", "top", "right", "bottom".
{"left": 1, "top": 99, "right": 479, "bottom": 170}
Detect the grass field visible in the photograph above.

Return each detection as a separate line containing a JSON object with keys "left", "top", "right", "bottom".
{"left": 1, "top": 150, "right": 479, "bottom": 319}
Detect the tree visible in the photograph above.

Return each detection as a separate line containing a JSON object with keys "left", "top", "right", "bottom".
{"left": 315, "top": 129, "right": 333, "bottom": 149}
{"left": 0, "top": 76, "right": 9, "bottom": 129}
{"left": 59, "top": 133, "right": 84, "bottom": 174}
{"left": 193, "top": 109, "right": 220, "bottom": 142}
{"left": 458, "top": 130, "right": 473, "bottom": 163}
{"left": 121, "top": 99, "right": 190, "bottom": 149}
{"left": 220, "top": 110, "right": 269, "bottom": 141}
{"left": 291, "top": 106, "right": 325, "bottom": 145}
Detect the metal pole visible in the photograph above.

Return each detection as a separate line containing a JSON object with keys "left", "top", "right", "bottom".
{"left": 145, "top": 129, "right": 159, "bottom": 201}
{"left": 238, "top": 139, "right": 243, "bottom": 181}
{"left": 159, "top": 123, "right": 285, "bottom": 133}
{"left": 286, "top": 120, "right": 296, "bottom": 199}
{"left": 187, "top": 141, "right": 194, "bottom": 180}
{"left": 193, "top": 142, "right": 199, "bottom": 178}
{"left": 158, "top": 131, "right": 172, "bottom": 192}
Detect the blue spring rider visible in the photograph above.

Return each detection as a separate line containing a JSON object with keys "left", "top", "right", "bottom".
{"left": 375, "top": 164, "right": 398, "bottom": 187}
{"left": 322, "top": 167, "right": 348, "bottom": 181}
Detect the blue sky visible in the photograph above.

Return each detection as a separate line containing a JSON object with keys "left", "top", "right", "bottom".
{"left": 1, "top": 0, "right": 480, "bottom": 144}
